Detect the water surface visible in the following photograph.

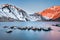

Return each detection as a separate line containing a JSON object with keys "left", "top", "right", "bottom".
{"left": 0, "top": 22, "right": 60, "bottom": 40}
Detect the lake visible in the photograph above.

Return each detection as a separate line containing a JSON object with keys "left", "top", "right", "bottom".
{"left": 0, "top": 22, "right": 60, "bottom": 40}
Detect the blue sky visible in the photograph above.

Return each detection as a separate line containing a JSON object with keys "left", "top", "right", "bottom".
{"left": 0, "top": 0, "right": 60, "bottom": 14}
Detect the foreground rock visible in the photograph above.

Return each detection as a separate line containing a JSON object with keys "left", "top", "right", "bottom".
{"left": 42, "top": 27, "right": 52, "bottom": 31}
{"left": 10, "top": 26, "right": 16, "bottom": 29}
{"left": 6, "top": 29, "right": 13, "bottom": 33}
{"left": 3, "top": 26, "right": 53, "bottom": 33}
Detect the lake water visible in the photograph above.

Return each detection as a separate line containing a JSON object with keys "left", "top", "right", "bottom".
{"left": 0, "top": 22, "right": 60, "bottom": 40}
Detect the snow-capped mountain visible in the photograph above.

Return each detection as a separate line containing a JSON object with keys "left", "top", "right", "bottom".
{"left": 0, "top": 4, "right": 42, "bottom": 22}
{"left": 0, "top": 4, "right": 59, "bottom": 22}
{"left": 0, "top": 4, "right": 31, "bottom": 21}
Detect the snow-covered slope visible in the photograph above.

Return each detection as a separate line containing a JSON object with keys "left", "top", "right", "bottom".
{"left": 0, "top": 4, "right": 31, "bottom": 21}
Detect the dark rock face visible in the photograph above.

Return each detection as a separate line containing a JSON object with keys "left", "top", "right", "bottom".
{"left": 53, "top": 24, "right": 60, "bottom": 27}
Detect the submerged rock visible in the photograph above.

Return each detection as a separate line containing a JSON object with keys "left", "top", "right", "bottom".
{"left": 42, "top": 27, "right": 52, "bottom": 31}
{"left": 3, "top": 26, "right": 8, "bottom": 28}
{"left": 54, "top": 24, "right": 60, "bottom": 27}
{"left": 58, "top": 30, "right": 60, "bottom": 32}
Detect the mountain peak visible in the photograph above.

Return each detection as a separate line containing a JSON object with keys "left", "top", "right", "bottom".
{"left": 37, "top": 6, "right": 60, "bottom": 21}
{"left": 0, "top": 4, "right": 30, "bottom": 21}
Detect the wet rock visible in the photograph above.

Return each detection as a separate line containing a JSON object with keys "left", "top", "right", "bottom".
{"left": 32, "top": 27, "right": 42, "bottom": 31}
{"left": 54, "top": 24, "right": 60, "bottom": 27}
{"left": 37, "top": 28, "right": 41, "bottom": 31}
{"left": 17, "top": 27, "right": 22, "bottom": 30}
{"left": 27, "top": 27, "right": 33, "bottom": 31}
{"left": 6, "top": 29, "right": 13, "bottom": 33}
{"left": 22, "top": 27, "right": 27, "bottom": 30}
{"left": 10, "top": 26, "right": 16, "bottom": 29}
{"left": 32, "top": 28, "right": 37, "bottom": 31}
{"left": 42, "top": 27, "right": 52, "bottom": 31}
{"left": 17, "top": 26, "right": 52, "bottom": 32}
{"left": 17, "top": 27, "right": 26, "bottom": 30}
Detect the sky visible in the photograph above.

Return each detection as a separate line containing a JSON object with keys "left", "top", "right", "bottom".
{"left": 0, "top": 0, "right": 60, "bottom": 14}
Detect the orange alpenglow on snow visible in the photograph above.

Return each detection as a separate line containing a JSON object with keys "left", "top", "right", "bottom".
{"left": 38, "top": 6, "right": 60, "bottom": 20}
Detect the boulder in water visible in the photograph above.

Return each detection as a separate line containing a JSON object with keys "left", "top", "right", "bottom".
{"left": 6, "top": 29, "right": 13, "bottom": 33}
